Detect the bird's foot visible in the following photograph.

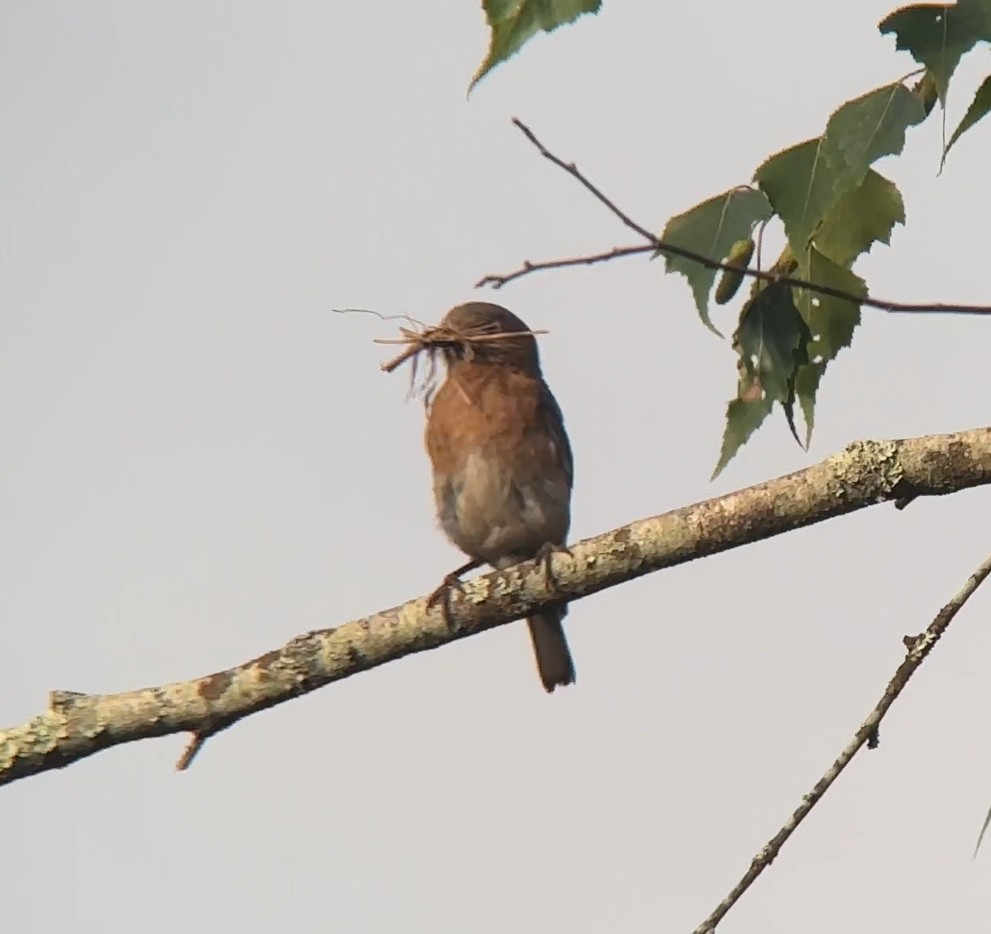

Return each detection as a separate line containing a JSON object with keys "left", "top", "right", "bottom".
{"left": 534, "top": 542, "right": 572, "bottom": 595}
{"left": 426, "top": 560, "right": 482, "bottom": 628}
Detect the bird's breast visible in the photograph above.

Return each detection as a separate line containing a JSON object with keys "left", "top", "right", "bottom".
{"left": 425, "top": 369, "right": 571, "bottom": 562}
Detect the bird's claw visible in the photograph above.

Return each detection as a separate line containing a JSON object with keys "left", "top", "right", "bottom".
{"left": 426, "top": 559, "right": 482, "bottom": 629}
{"left": 534, "top": 542, "right": 572, "bottom": 594}
{"left": 426, "top": 575, "right": 466, "bottom": 628}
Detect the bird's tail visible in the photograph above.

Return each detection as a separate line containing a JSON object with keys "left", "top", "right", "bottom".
{"left": 527, "top": 606, "right": 576, "bottom": 692}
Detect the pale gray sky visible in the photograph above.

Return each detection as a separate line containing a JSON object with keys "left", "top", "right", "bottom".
{"left": 2, "top": 3, "right": 991, "bottom": 932}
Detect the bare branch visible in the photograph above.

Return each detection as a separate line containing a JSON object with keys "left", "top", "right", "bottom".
{"left": 480, "top": 119, "right": 991, "bottom": 317}
{"left": 474, "top": 245, "right": 654, "bottom": 288}
{"left": 3, "top": 428, "right": 991, "bottom": 787}
{"left": 693, "top": 548, "right": 991, "bottom": 934}
{"left": 511, "top": 118, "right": 656, "bottom": 243}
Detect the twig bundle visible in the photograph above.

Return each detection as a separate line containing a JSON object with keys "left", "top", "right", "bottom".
{"left": 374, "top": 321, "right": 548, "bottom": 402}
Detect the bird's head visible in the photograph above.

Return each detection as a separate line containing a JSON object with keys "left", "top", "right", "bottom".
{"left": 431, "top": 302, "right": 542, "bottom": 372}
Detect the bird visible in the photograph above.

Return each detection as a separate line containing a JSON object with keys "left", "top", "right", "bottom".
{"left": 423, "top": 301, "right": 576, "bottom": 692}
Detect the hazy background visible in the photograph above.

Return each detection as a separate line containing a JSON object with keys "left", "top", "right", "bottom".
{"left": 2, "top": 3, "right": 990, "bottom": 932}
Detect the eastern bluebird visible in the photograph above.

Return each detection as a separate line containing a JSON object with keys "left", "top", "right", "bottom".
{"left": 423, "top": 302, "right": 576, "bottom": 692}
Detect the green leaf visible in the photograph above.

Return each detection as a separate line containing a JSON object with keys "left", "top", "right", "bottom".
{"left": 734, "top": 281, "right": 812, "bottom": 405}
{"left": 944, "top": 73, "right": 991, "bottom": 159}
{"left": 755, "top": 83, "right": 926, "bottom": 256}
{"left": 825, "top": 82, "right": 927, "bottom": 176}
{"left": 659, "top": 187, "right": 773, "bottom": 335}
{"left": 794, "top": 362, "right": 825, "bottom": 447}
{"left": 712, "top": 396, "right": 774, "bottom": 479}
{"left": 797, "top": 251, "right": 865, "bottom": 356}
{"left": 788, "top": 174, "right": 892, "bottom": 444}
{"left": 713, "top": 282, "right": 813, "bottom": 475}
{"left": 792, "top": 250, "right": 867, "bottom": 443}
{"left": 754, "top": 138, "right": 821, "bottom": 255}
{"left": 970, "top": 0, "right": 991, "bottom": 35}
{"left": 813, "top": 170, "right": 906, "bottom": 267}
{"left": 470, "top": 0, "right": 602, "bottom": 92}
{"left": 879, "top": 2, "right": 989, "bottom": 101}
{"left": 913, "top": 70, "right": 940, "bottom": 116}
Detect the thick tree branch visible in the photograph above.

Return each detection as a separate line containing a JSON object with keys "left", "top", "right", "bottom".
{"left": 2, "top": 427, "right": 990, "bottom": 787}
{"left": 474, "top": 119, "right": 991, "bottom": 317}
{"left": 692, "top": 548, "right": 991, "bottom": 934}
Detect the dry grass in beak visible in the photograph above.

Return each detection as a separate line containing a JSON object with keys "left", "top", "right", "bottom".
{"left": 374, "top": 323, "right": 549, "bottom": 403}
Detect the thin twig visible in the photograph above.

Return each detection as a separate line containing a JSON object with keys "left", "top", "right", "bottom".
{"left": 473, "top": 244, "right": 653, "bottom": 288}
{"left": 512, "top": 118, "right": 656, "bottom": 243}
{"left": 378, "top": 342, "right": 421, "bottom": 374}
{"left": 332, "top": 308, "right": 428, "bottom": 330}
{"left": 976, "top": 799, "right": 991, "bottom": 858}
{"left": 175, "top": 729, "right": 214, "bottom": 771}
{"left": 477, "top": 242, "right": 991, "bottom": 316}
{"left": 481, "top": 119, "right": 991, "bottom": 317}
{"left": 692, "top": 549, "right": 991, "bottom": 934}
